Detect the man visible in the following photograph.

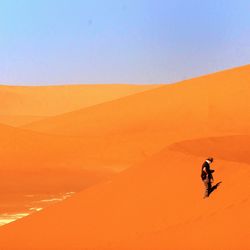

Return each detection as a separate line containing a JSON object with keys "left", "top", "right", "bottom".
{"left": 201, "top": 157, "right": 215, "bottom": 198}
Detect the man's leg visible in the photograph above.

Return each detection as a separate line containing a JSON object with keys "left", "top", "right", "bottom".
{"left": 207, "top": 180, "right": 212, "bottom": 196}
{"left": 203, "top": 177, "right": 209, "bottom": 198}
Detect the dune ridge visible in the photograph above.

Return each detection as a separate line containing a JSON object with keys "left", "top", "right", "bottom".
{"left": 22, "top": 65, "right": 250, "bottom": 141}
{"left": 0, "top": 84, "right": 159, "bottom": 126}
{"left": 19, "top": 64, "right": 250, "bottom": 170}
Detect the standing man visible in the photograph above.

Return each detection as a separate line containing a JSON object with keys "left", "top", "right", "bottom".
{"left": 201, "top": 157, "right": 215, "bottom": 198}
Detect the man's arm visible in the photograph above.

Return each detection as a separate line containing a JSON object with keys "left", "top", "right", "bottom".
{"left": 207, "top": 165, "right": 214, "bottom": 181}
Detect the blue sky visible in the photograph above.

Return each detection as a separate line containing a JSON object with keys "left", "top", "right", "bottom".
{"left": 1, "top": 0, "right": 250, "bottom": 85}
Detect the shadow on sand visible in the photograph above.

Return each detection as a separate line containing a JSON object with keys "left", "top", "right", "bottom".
{"left": 209, "top": 181, "right": 222, "bottom": 196}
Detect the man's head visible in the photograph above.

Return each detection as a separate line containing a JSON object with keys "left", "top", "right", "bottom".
{"left": 207, "top": 157, "right": 214, "bottom": 163}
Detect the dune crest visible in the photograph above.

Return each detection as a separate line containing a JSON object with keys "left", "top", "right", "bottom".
{"left": 19, "top": 65, "right": 250, "bottom": 170}
{"left": 0, "top": 84, "right": 159, "bottom": 126}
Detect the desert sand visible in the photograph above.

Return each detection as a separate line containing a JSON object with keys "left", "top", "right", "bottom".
{"left": 0, "top": 84, "right": 159, "bottom": 205}
{"left": 0, "top": 65, "right": 249, "bottom": 249}
{"left": 0, "top": 84, "right": 158, "bottom": 126}
{"left": 21, "top": 65, "right": 250, "bottom": 168}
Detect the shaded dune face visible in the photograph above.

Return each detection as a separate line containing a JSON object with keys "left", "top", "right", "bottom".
{"left": 0, "top": 142, "right": 249, "bottom": 249}
{"left": 0, "top": 84, "right": 159, "bottom": 126}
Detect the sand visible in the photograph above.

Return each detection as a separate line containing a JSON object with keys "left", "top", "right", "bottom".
{"left": 0, "top": 65, "right": 249, "bottom": 249}
{"left": 21, "top": 65, "right": 250, "bottom": 168}
{"left": 0, "top": 122, "right": 115, "bottom": 200}
{"left": 0, "top": 145, "right": 249, "bottom": 249}
{"left": 0, "top": 84, "right": 159, "bottom": 126}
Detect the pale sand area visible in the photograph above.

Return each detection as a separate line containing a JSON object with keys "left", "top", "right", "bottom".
{"left": 0, "top": 192, "right": 75, "bottom": 226}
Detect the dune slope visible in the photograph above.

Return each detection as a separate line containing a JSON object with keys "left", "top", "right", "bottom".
{"left": 0, "top": 65, "right": 249, "bottom": 249}
{"left": 23, "top": 65, "right": 250, "bottom": 136}
{"left": 0, "top": 137, "right": 249, "bottom": 249}
{"left": 0, "top": 84, "right": 158, "bottom": 126}
{"left": 21, "top": 65, "right": 250, "bottom": 168}
{"left": 0, "top": 123, "right": 114, "bottom": 195}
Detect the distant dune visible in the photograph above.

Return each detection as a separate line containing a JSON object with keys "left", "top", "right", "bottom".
{"left": 22, "top": 65, "right": 250, "bottom": 136}
{"left": 21, "top": 65, "right": 250, "bottom": 168}
{"left": 0, "top": 65, "right": 249, "bottom": 249}
{"left": 0, "top": 84, "right": 159, "bottom": 126}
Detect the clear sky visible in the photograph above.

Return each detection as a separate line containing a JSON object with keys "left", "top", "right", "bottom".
{"left": 1, "top": 0, "right": 250, "bottom": 85}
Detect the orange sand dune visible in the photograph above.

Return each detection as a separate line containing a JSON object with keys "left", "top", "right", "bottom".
{"left": 0, "top": 123, "right": 113, "bottom": 195}
{"left": 1, "top": 65, "right": 248, "bottom": 186}
{"left": 23, "top": 65, "right": 250, "bottom": 137}
{"left": 0, "top": 84, "right": 158, "bottom": 126}
{"left": 21, "top": 65, "right": 250, "bottom": 169}
{"left": 0, "top": 138, "right": 249, "bottom": 249}
{"left": 0, "top": 122, "right": 113, "bottom": 227}
{"left": 0, "top": 65, "right": 249, "bottom": 249}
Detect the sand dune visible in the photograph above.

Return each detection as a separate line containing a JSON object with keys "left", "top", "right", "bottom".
{"left": 2, "top": 65, "right": 250, "bottom": 177}
{"left": 0, "top": 139, "right": 248, "bottom": 249}
{"left": 23, "top": 65, "right": 250, "bottom": 136}
{"left": 21, "top": 65, "right": 250, "bottom": 169}
{"left": 0, "top": 65, "right": 249, "bottom": 249}
{"left": 0, "top": 124, "right": 112, "bottom": 227}
{"left": 0, "top": 123, "right": 114, "bottom": 227}
{"left": 0, "top": 84, "right": 158, "bottom": 126}
{"left": 0, "top": 123, "right": 114, "bottom": 197}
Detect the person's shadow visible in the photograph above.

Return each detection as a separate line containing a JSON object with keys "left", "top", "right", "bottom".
{"left": 209, "top": 181, "right": 222, "bottom": 196}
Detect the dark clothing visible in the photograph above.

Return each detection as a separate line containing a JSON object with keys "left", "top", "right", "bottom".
{"left": 201, "top": 161, "right": 214, "bottom": 181}
{"left": 203, "top": 176, "right": 212, "bottom": 197}
{"left": 201, "top": 160, "right": 214, "bottom": 198}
